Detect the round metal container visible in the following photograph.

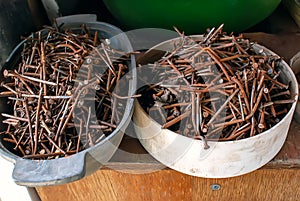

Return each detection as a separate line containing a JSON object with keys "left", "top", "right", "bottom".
{"left": 133, "top": 36, "right": 298, "bottom": 178}
{"left": 0, "top": 15, "right": 137, "bottom": 186}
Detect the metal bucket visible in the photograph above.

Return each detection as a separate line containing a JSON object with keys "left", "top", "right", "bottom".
{"left": 133, "top": 36, "right": 298, "bottom": 178}
{"left": 0, "top": 15, "right": 137, "bottom": 186}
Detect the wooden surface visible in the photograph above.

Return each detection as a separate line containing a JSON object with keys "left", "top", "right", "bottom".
{"left": 36, "top": 169, "right": 300, "bottom": 201}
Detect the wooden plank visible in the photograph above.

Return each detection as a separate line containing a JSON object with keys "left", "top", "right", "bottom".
{"left": 192, "top": 169, "right": 300, "bottom": 201}
{"left": 36, "top": 171, "right": 118, "bottom": 201}
{"left": 36, "top": 169, "right": 300, "bottom": 201}
{"left": 36, "top": 169, "right": 193, "bottom": 201}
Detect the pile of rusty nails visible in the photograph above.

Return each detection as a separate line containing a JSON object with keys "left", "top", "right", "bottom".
{"left": 0, "top": 25, "right": 133, "bottom": 159}
{"left": 138, "top": 24, "right": 295, "bottom": 149}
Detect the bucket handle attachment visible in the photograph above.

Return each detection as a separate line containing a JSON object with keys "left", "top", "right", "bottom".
{"left": 12, "top": 151, "right": 86, "bottom": 187}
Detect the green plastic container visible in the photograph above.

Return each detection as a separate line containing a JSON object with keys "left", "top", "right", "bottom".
{"left": 103, "top": 0, "right": 281, "bottom": 33}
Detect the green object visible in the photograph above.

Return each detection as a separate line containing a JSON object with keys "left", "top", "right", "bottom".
{"left": 103, "top": 0, "right": 281, "bottom": 33}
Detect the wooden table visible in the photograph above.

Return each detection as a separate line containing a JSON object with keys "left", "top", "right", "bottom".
{"left": 35, "top": 4, "right": 300, "bottom": 201}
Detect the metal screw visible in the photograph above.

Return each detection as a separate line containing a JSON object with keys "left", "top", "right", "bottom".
{"left": 210, "top": 184, "right": 221, "bottom": 191}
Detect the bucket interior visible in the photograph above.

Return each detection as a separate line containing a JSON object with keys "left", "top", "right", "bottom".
{"left": 0, "top": 22, "right": 136, "bottom": 160}
{"left": 136, "top": 37, "right": 298, "bottom": 139}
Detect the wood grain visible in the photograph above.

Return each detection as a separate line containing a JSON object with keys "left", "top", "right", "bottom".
{"left": 36, "top": 169, "right": 193, "bottom": 201}
{"left": 37, "top": 171, "right": 118, "bottom": 201}
{"left": 36, "top": 169, "right": 300, "bottom": 201}
{"left": 192, "top": 169, "right": 300, "bottom": 201}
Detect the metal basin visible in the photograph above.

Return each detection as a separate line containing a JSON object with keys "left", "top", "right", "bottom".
{"left": 133, "top": 35, "right": 298, "bottom": 178}
{"left": 0, "top": 15, "right": 137, "bottom": 186}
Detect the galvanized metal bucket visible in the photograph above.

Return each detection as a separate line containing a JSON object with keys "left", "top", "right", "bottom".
{"left": 0, "top": 15, "right": 137, "bottom": 186}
